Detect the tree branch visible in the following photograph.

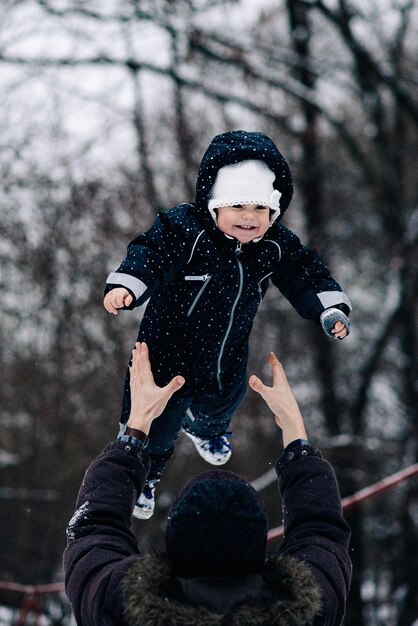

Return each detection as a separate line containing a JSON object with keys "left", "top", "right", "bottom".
{"left": 187, "top": 32, "right": 379, "bottom": 186}
{"left": 305, "top": 0, "right": 418, "bottom": 122}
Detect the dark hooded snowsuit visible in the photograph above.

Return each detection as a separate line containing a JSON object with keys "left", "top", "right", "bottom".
{"left": 63, "top": 439, "right": 352, "bottom": 625}
{"left": 105, "top": 131, "right": 351, "bottom": 479}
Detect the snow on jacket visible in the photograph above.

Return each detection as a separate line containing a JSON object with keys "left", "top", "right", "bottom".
{"left": 105, "top": 131, "right": 351, "bottom": 392}
{"left": 63, "top": 441, "right": 352, "bottom": 626}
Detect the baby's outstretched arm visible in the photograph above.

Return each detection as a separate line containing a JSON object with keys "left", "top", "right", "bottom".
{"left": 103, "top": 287, "right": 133, "bottom": 315}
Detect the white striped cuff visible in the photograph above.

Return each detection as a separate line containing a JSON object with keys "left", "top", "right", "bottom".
{"left": 317, "top": 291, "right": 352, "bottom": 311}
{"left": 106, "top": 272, "right": 148, "bottom": 301}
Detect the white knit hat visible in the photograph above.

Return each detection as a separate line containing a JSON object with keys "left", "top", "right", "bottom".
{"left": 208, "top": 160, "right": 282, "bottom": 225}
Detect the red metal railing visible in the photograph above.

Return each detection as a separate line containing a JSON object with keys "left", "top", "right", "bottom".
{"left": 0, "top": 582, "right": 65, "bottom": 626}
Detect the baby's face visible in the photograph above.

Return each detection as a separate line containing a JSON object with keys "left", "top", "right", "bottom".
{"left": 216, "top": 204, "right": 270, "bottom": 243}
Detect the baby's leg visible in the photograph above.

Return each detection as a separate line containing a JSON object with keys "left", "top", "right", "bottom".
{"left": 132, "top": 395, "right": 191, "bottom": 520}
{"left": 181, "top": 379, "right": 246, "bottom": 466}
{"left": 183, "top": 378, "right": 246, "bottom": 439}
{"left": 144, "top": 395, "right": 191, "bottom": 479}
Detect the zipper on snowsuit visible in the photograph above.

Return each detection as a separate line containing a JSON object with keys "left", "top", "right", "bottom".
{"left": 216, "top": 242, "right": 243, "bottom": 391}
{"left": 186, "top": 274, "right": 212, "bottom": 317}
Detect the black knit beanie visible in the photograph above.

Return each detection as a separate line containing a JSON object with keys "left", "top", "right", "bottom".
{"left": 165, "top": 470, "right": 268, "bottom": 578}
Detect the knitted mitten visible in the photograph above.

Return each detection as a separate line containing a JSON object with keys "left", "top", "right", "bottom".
{"left": 320, "top": 307, "right": 351, "bottom": 340}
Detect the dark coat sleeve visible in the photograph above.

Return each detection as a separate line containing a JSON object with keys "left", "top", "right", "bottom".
{"left": 276, "top": 446, "right": 352, "bottom": 626}
{"left": 63, "top": 442, "right": 150, "bottom": 626}
{"left": 270, "top": 224, "right": 351, "bottom": 322}
{"left": 105, "top": 209, "right": 192, "bottom": 308}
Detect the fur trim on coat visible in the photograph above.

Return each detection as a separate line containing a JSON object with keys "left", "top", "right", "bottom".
{"left": 122, "top": 551, "right": 322, "bottom": 626}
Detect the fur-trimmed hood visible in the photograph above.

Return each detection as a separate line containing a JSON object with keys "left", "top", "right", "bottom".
{"left": 122, "top": 552, "right": 322, "bottom": 626}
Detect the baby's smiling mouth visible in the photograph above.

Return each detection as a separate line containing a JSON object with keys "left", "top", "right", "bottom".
{"left": 236, "top": 225, "right": 256, "bottom": 229}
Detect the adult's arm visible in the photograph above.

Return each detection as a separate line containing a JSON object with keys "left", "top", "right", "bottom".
{"left": 276, "top": 446, "right": 352, "bottom": 626}
{"left": 63, "top": 441, "right": 150, "bottom": 626}
{"left": 249, "top": 353, "right": 351, "bottom": 624}
{"left": 64, "top": 343, "right": 185, "bottom": 625}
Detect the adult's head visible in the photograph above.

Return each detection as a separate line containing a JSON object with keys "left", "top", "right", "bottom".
{"left": 165, "top": 470, "right": 268, "bottom": 577}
